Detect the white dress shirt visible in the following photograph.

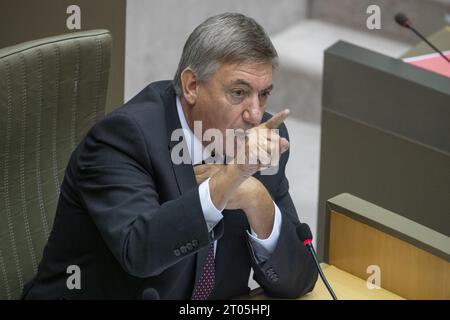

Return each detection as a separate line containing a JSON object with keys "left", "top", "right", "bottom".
{"left": 176, "top": 96, "right": 282, "bottom": 262}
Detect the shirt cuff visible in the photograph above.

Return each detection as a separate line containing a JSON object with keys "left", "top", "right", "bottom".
{"left": 198, "top": 177, "right": 223, "bottom": 233}
{"left": 247, "top": 202, "right": 282, "bottom": 263}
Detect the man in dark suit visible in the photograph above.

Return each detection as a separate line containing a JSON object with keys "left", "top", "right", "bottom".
{"left": 23, "top": 12, "right": 318, "bottom": 299}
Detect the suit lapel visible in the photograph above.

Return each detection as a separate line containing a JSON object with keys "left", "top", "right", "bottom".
{"left": 161, "top": 83, "right": 210, "bottom": 293}
{"left": 162, "top": 84, "right": 197, "bottom": 195}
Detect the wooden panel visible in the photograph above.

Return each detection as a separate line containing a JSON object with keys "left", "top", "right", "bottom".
{"left": 329, "top": 211, "right": 450, "bottom": 300}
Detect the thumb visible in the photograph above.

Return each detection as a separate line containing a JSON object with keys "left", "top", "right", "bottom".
{"left": 279, "top": 137, "right": 290, "bottom": 154}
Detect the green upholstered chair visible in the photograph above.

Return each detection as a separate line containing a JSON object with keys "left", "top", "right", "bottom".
{"left": 0, "top": 30, "right": 112, "bottom": 299}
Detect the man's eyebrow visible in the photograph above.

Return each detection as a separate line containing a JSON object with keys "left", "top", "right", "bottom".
{"left": 230, "top": 79, "right": 252, "bottom": 89}
{"left": 230, "top": 79, "right": 274, "bottom": 92}
{"left": 262, "top": 84, "right": 274, "bottom": 92}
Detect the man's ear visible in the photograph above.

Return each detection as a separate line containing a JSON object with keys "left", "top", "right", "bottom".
{"left": 180, "top": 68, "right": 198, "bottom": 105}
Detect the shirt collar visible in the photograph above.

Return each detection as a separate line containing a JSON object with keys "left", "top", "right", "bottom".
{"left": 175, "top": 95, "right": 204, "bottom": 165}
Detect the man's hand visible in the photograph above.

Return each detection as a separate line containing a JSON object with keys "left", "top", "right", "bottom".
{"left": 194, "top": 164, "right": 266, "bottom": 210}
{"left": 194, "top": 164, "right": 275, "bottom": 238}
{"left": 202, "top": 110, "right": 289, "bottom": 238}
{"left": 236, "top": 109, "right": 290, "bottom": 177}
{"left": 193, "top": 164, "right": 223, "bottom": 185}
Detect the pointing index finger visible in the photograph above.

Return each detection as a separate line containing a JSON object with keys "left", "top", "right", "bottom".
{"left": 263, "top": 109, "right": 290, "bottom": 129}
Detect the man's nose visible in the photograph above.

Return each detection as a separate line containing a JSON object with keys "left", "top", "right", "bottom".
{"left": 242, "top": 97, "right": 263, "bottom": 126}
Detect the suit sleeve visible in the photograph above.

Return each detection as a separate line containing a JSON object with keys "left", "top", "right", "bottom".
{"left": 247, "top": 123, "right": 319, "bottom": 298}
{"left": 73, "top": 112, "right": 223, "bottom": 278}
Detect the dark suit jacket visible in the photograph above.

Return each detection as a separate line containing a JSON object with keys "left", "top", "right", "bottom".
{"left": 23, "top": 81, "right": 318, "bottom": 299}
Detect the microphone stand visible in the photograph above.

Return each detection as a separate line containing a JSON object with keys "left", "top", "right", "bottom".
{"left": 306, "top": 244, "right": 338, "bottom": 300}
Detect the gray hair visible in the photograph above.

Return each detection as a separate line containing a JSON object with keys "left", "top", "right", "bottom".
{"left": 173, "top": 13, "right": 278, "bottom": 96}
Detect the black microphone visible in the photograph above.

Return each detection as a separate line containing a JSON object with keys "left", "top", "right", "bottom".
{"left": 296, "top": 223, "right": 338, "bottom": 300}
{"left": 142, "top": 288, "right": 160, "bottom": 300}
{"left": 395, "top": 13, "right": 450, "bottom": 64}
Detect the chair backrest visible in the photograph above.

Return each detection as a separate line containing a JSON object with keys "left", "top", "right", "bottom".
{"left": 0, "top": 30, "right": 112, "bottom": 299}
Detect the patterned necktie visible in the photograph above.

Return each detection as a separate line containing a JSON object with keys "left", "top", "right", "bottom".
{"left": 191, "top": 243, "right": 215, "bottom": 300}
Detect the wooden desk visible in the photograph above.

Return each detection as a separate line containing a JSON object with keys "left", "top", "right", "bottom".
{"left": 243, "top": 264, "right": 404, "bottom": 300}
{"left": 327, "top": 194, "right": 450, "bottom": 299}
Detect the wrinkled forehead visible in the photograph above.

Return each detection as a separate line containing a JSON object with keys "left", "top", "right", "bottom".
{"left": 215, "top": 61, "right": 273, "bottom": 91}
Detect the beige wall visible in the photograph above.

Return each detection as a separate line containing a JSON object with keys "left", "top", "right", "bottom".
{"left": 125, "top": 0, "right": 309, "bottom": 101}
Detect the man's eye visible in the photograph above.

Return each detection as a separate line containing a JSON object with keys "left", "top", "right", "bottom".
{"left": 261, "top": 91, "right": 271, "bottom": 98}
{"left": 231, "top": 90, "right": 245, "bottom": 97}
